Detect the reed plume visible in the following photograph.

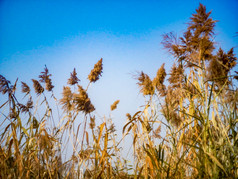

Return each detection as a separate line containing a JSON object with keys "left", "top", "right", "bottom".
{"left": 111, "top": 100, "right": 120, "bottom": 111}
{"left": 73, "top": 85, "right": 95, "bottom": 114}
{"left": 153, "top": 63, "right": 167, "bottom": 96}
{"left": 0, "top": 75, "right": 10, "bottom": 94}
{"left": 88, "top": 58, "right": 103, "bottom": 83}
{"left": 137, "top": 72, "right": 154, "bottom": 96}
{"left": 32, "top": 79, "right": 44, "bottom": 95}
{"left": 39, "top": 66, "right": 54, "bottom": 91}
{"left": 60, "top": 86, "right": 73, "bottom": 112}
{"left": 21, "top": 82, "right": 30, "bottom": 95}
{"left": 68, "top": 68, "right": 80, "bottom": 85}
{"left": 168, "top": 63, "right": 184, "bottom": 88}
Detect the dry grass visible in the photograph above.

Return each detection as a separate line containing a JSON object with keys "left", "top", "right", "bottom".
{"left": 1, "top": 4, "right": 238, "bottom": 178}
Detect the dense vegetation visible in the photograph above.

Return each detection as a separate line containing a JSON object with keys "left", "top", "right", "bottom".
{"left": 0, "top": 4, "right": 237, "bottom": 178}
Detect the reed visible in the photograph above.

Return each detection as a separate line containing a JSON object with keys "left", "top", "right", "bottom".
{"left": 0, "top": 3, "right": 237, "bottom": 178}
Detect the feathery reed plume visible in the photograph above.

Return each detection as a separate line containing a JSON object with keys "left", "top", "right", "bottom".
{"left": 0, "top": 75, "right": 10, "bottom": 94}
{"left": 21, "top": 82, "right": 30, "bottom": 95}
{"left": 162, "top": 32, "right": 185, "bottom": 58}
{"left": 111, "top": 100, "right": 120, "bottom": 111}
{"left": 188, "top": 3, "right": 217, "bottom": 38}
{"left": 68, "top": 68, "right": 80, "bottom": 85}
{"left": 39, "top": 65, "right": 51, "bottom": 83}
{"left": 137, "top": 72, "right": 154, "bottom": 96}
{"left": 39, "top": 66, "right": 54, "bottom": 91}
{"left": 88, "top": 58, "right": 103, "bottom": 83}
{"left": 207, "top": 48, "right": 237, "bottom": 86}
{"left": 45, "top": 79, "right": 54, "bottom": 92}
{"left": 32, "top": 79, "right": 44, "bottom": 95}
{"left": 60, "top": 86, "right": 73, "bottom": 112}
{"left": 153, "top": 63, "right": 167, "bottom": 96}
{"left": 73, "top": 85, "right": 95, "bottom": 114}
{"left": 168, "top": 63, "right": 184, "bottom": 88}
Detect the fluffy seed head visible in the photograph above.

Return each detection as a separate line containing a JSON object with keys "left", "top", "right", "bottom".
{"left": 68, "top": 68, "right": 80, "bottom": 85}
{"left": 60, "top": 86, "right": 73, "bottom": 112}
{"left": 21, "top": 82, "right": 30, "bottom": 95}
{"left": 32, "top": 79, "right": 44, "bottom": 95}
{"left": 168, "top": 63, "right": 184, "bottom": 88}
{"left": 137, "top": 72, "right": 154, "bottom": 96}
{"left": 153, "top": 64, "right": 167, "bottom": 96}
{"left": 39, "top": 66, "right": 54, "bottom": 91}
{"left": 88, "top": 58, "right": 103, "bottom": 83}
{"left": 0, "top": 75, "right": 10, "bottom": 95}
{"left": 73, "top": 85, "right": 95, "bottom": 114}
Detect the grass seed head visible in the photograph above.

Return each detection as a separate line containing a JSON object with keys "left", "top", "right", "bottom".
{"left": 126, "top": 113, "right": 131, "bottom": 120}
{"left": 21, "top": 82, "right": 30, "bottom": 95}
{"left": 111, "top": 100, "right": 120, "bottom": 111}
{"left": 88, "top": 58, "right": 103, "bottom": 83}
{"left": 60, "top": 86, "right": 73, "bottom": 112}
{"left": 0, "top": 75, "right": 11, "bottom": 95}
{"left": 73, "top": 85, "right": 95, "bottom": 114}
{"left": 168, "top": 63, "right": 184, "bottom": 88}
{"left": 137, "top": 72, "right": 154, "bottom": 96}
{"left": 39, "top": 66, "right": 54, "bottom": 91}
{"left": 32, "top": 79, "right": 44, "bottom": 95}
{"left": 68, "top": 68, "right": 80, "bottom": 85}
{"left": 153, "top": 63, "right": 167, "bottom": 96}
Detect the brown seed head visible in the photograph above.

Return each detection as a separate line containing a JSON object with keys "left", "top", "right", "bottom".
{"left": 45, "top": 79, "right": 54, "bottom": 91}
{"left": 68, "top": 68, "right": 80, "bottom": 85}
{"left": 111, "top": 100, "right": 120, "bottom": 111}
{"left": 126, "top": 113, "right": 131, "bottom": 120}
{"left": 73, "top": 85, "right": 95, "bottom": 114}
{"left": 153, "top": 64, "right": 167, "bottom": 96}
{"left": 0, "top": 75, "right": 10, "bottom": 95}
{"left": 32, "top": 79, "right": 44, "bottom": 95}
{"left": 21, "top": 82, "right": 30, "bottom": 95}
{"left": 60, "top": 86, "right": 73, "bottom": 112}
{"left": 168, "top": 63, "right": 184, "bottom": 88}
{"left": 137, "top": 72, "right": 154, "bottom": 96}
{"left": 39, "top": 66, "right": 54, "bottom": 91}
{"left": 88, "top": 58, "right": 103, "bottom": 83}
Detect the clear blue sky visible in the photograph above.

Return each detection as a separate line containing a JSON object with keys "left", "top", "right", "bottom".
{"left": 0, "top": 0, "right": 238, "bottom": 150}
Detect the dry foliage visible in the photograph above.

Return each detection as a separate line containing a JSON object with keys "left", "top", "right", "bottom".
{"left": 0, "top": 4, "right": 237, "bottom": 178}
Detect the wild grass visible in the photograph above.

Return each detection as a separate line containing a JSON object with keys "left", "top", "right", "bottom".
{"left": 0, "top": 3, "right": 238, "bottom": 178}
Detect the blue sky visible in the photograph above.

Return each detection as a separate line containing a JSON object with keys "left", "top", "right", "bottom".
{"left": 0, "top": 0, "right": 238, "bottom": 153}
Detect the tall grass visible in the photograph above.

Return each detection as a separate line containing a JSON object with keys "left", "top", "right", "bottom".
{"left": 1, "top": 3, "right": 237, "bottom": 178}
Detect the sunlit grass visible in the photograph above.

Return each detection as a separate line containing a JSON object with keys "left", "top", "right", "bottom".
{"left": 0, "top": 4, "right": 237, "bottom": 179}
